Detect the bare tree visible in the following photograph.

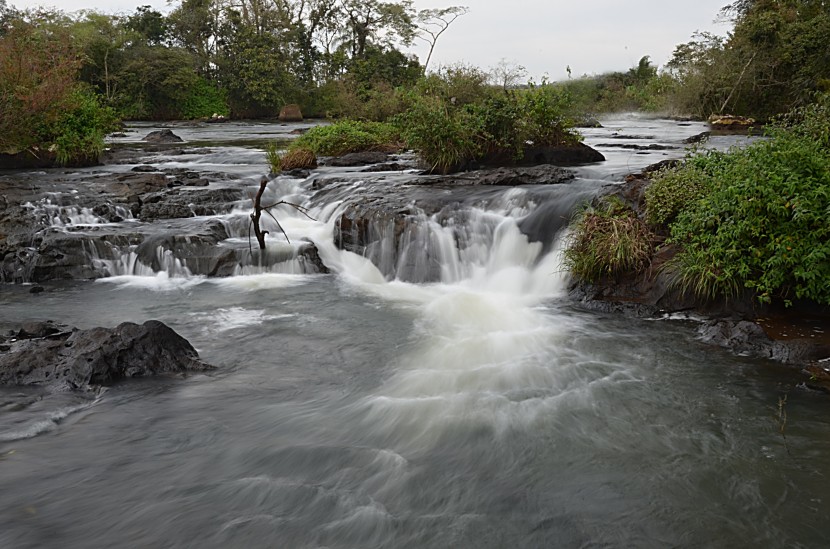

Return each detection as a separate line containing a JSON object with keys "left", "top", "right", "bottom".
{"left": 489, "top": 58, "right": 527, "bottom": 90}
{"left": 415, "top": 5, "right": 468, "bottom": 72}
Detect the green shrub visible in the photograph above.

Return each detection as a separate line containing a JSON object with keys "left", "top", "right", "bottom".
{"left": 644, "top": 151, "right": 731, "bottom": 225}
{"left": 40, "top": 86, "right": 119, "bottom": 165}
{"left": 563, "top": 196, "right": 655, "bottom": 283}
{"left": 519, "top": 83, "right": 579, "bottom": 146}
{"left": 292, "top": 120, "right": 400, "bottom": 156}
{"left": 395, "top": 95, "right": 483, "bottom": 173}
{"left": 180, "top": 77, "right": 229, "bottom": 120}
{"left": 665, "top": 121, "right": 830, "bottom": 305}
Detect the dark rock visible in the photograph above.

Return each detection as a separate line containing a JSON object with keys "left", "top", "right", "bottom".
{"left": 0, "top": 320, "right": 212, "bottom": 389}
{"left": 282, "top": 168, "right": 311, "bottom": 178}
{"left": 596, "top": 143, "right": 679, "bottom": 151}
{"left": 326, "top": 152, "right": 389, "bottom": 167}
{"left": 698, "top": 320, "right": 830, "bottom": 365}
{"left": 684, "top": 131, "right": 710, "bottom": 144}
{"left": 131, "top": 165, "right": 160, "bottom": 173}
{"left": 361, "top": 163, "right": 412, "bottom": 173}
{"left": 573, "top": 116, "right": 603, "bottom": 128}
{"left": 183, "top": 178, "right": 210, "bottom": 187}
{"left": 278, "top": 104, "right": 303, "bottom": 122}
{"left": 482, "top": 142, "right": 605, "bottom": 168}
{"left": 29, "top": 285, "right": 44, "bottom": 294}
{"left": 142, "top": 130, "right": 184, "bottom": 143}
{"left": 417, "top": 164, "right": 575, "bottom": 187}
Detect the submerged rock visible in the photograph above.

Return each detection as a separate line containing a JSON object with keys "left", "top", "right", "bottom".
{"left": 0, "top": 320, "right": 213, "bottom": 389}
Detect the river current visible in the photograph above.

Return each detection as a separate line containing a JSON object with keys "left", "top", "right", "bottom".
{"left": 1, "top": 116, "right": 829, "bottom": 548}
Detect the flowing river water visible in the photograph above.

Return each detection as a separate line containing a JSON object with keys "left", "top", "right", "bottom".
{"left": 1, "top": 117, "right": 829, "bottom": 548}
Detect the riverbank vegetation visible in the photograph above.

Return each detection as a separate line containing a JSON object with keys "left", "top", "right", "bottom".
{"left": 2, "top": 0, "right": 829, "bottom": 165}
{"left": 565, "top": 93, "right": 830, "bottom": 307}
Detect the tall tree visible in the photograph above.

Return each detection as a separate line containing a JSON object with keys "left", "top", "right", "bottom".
{"left": 414, "top": 5, "right": 467, "bottom": 72}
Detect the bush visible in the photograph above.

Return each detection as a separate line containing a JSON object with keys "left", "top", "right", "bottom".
{"left": 563, "top": 197, "right": 655, "bottom": 283}
{"left": 665, "top": 101, "right": 830, "bottom": 305}
{"left": 395, "top": 77, "right": 578, "bottom": 173}
{"left": 395, "top": 95, "right": 483, "bottom": 173}
{"left": 41, "top": 87, "right": 119, "bottom": 165}
{"left": 644, "top": 150, "right": 730, "bottom": 225}
{"left": 292, "top": 120, "right": 400, "bottom": 156}
{"left": 180, "top": 77, "right": 229, "bottom": 119}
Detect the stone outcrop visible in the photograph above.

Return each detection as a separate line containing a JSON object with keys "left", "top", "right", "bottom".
{"left": 278, "top": 104, "right": 303, "bottom": 122}
{"left": 0, "top": 320, "right": 213, "bottom": 390}
{"left": 142, "top": 129, "right": 184, "bottom": 143}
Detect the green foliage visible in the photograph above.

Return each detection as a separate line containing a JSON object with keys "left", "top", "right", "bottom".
{"left": 395, "top": 95, "right": 483, "bottom": 173}
{"left": 665, "top": 98, "right": 830, "bottom": 305}
{"left": 292, "top": 120, "right": 400, "bottom": 156}
{"left": 563, "top": 196, "right": 655, "bottom": 283}
{"left": 558, "top": 56, "right": 674, "bottom": 114}
{"left": 667, "top": 4, "right": 830, "bottom": 119}
{"left": 644, "top": 151, "right": 730, "bottom": 225}
{"left": 395, "top": 70, "right": 578, "bottom": 173}
{"left": 41, "top": 87, "right": 119, "bottom": 165}
{"left": 180, "top": 77, "right": 229, "bottom": 119}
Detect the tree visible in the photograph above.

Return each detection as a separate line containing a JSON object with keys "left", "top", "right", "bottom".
{"left": 415, "top": 5, "right": 467, "bottom": 72}
{"left": 337, "top": 0, "right": 415, "bottom": 59}
{"left": 489, "top": 58, "right": 527, "bottom": 90}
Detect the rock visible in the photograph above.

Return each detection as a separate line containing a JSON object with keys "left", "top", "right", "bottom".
{"left": 325, "top": 152, "right": 389, "bottom": 167}
{"left": 278, "top": 104, "right": 303, "bottom": 122}
{"left": 361, "top": 163, "right": 412, "bottom": 173}
{"left": 596, "top": 143, "right": 679, "bottom": 151}
{"left": 684, "top": 131, "right": 710, "bottom": 144}
{"left": 417, "top": 164, "right": 575, "bottom": 187}
{"left": 573, "top": 116, "right": 603, "bottom": 128}
{"left": 480, "top": 142, "right": 605, "bottom": 168}
{"left": 709, "top": 114, "right": 755, "bottom": 128}
{"left": 0, "top": 320, "right": 213, "bottom": 389}
{"left": 697, "top": 319, "right": 830, "bottom": 365}
{"left": 142, "top": 129, "right": 184, "bottom": 143}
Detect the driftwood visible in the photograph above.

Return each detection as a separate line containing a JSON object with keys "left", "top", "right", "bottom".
{"left": 248, "top": 177, "right": 315, "bottom": 253}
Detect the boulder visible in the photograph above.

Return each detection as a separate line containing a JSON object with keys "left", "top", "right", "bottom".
{"left": 142, "top": 129, "right": 184, "bottom": 143}
{"left": 325, "top": 151, "right": 389, "bottom": 167}
{"left": 278, "top": 104, "right": 303, "bottom": 122}
{"left": 0, "top": 320, "right": 212, "bottom": 389}
{"left": 708, "top": 115, "right": 755, "bottom": 128}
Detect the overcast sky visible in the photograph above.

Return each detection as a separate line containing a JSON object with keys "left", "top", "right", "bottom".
{"left": 9, "top": 0, "right": 731, "bottom": 81}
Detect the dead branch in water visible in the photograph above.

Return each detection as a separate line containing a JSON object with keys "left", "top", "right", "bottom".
{"left": 248, "top": 177, "right": 316, "bottom": 254}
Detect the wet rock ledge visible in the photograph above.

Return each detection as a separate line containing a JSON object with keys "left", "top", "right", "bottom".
{"left": 0, "top": 320, "right": 213, "bottom": 390}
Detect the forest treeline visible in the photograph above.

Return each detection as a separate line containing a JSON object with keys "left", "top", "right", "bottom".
{"left": 1, "top": 0, "right": 829, "bottom": 163}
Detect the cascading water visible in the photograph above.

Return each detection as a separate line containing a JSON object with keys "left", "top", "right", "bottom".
{"left": 3, "top": 117, "right": 828, "bottom": 549}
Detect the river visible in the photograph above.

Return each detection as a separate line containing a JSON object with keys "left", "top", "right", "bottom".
{"left": 1, "top": 116, "right": 828, "bottom": 548}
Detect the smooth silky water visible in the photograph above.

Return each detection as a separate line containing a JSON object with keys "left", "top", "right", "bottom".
{"left": 1, "top": 116, "right": 829, "bottom": 548}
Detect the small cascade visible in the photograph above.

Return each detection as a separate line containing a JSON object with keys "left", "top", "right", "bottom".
{"left": 24, "top": 196, "right": 134, "bottom": 228}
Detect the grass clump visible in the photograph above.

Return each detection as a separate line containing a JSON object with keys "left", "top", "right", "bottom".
{"left": 563, "top": 196, "right": 655, "bottom": 283}
{"left": 292, "top": 120, "right": 400, "bottom": 156}
{"left": 265, "top": 142, "right": 283, "bottom": 174}
{"left": 280, "top": 147, "right": 317, "bottom": 170}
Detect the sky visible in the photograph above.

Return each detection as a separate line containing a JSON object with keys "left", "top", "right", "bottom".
{"left": 8, "top": 0, "right": 732, "bottom": 81}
